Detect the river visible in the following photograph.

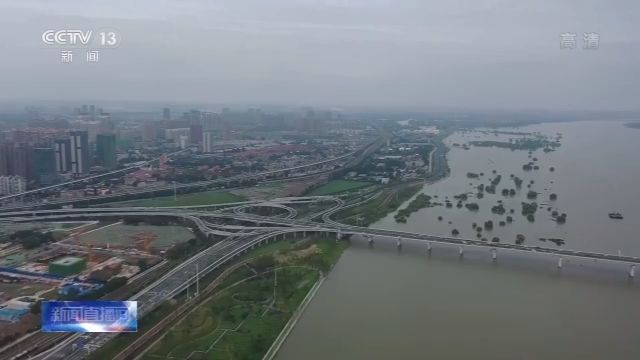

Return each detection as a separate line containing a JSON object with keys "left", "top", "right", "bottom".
{"left": 276, "top": 120, "right": 640, "bottom": 359}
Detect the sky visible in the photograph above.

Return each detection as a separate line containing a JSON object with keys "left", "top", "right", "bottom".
{"left": 0, "top": 0, "right": 638, "bottom": 111}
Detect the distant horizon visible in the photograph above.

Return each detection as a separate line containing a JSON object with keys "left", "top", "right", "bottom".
{"left": 1, "top": 98, "right": 640, "bottom": 117}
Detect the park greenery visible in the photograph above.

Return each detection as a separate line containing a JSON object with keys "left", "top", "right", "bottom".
{"left": 307, "top": 180, "right": 373, "bottom": 196}
{"left": 140, "top": 238, "right": 346, "bottom": 360}
{"left": 4, "top": 230, "right": 56, "bottom": 249}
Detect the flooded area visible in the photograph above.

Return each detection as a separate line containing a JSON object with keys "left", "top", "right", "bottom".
{"left": 277, "top": 121, "right": 640, "bottom": 359}
{"left": 376, "top": 120, "right": 640, "bottom": 255}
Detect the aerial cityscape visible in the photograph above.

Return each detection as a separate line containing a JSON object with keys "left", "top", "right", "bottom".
{"left": 1, "top": 1, "right": 640, "bottom": 359}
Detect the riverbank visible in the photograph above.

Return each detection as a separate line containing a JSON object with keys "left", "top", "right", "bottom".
{"left": 130, "top": 237, "right": 348, "bottom": 360}
{"left": 262, "top": 275, "right": 325, "bottom": 360}
{"left": 331, "top": 135, "right": 451, "bottom": 227}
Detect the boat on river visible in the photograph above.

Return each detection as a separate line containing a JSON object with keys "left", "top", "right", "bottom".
{"left": 608, "top": 212, "right": 624, "bottom": 219}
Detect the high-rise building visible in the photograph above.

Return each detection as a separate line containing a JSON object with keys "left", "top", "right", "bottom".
{"left": 142, "top": 121, "right": 158, "bottom": 142}
{"left": 163, "top": 108, "right": 171, "bottom": 121}
{"left": 96, "top": 133, "right": 117, "bottom": 169}
{"left": 183, "top": 109, "right": 202, "bottom": 125}
{"left": 202, "top": 112, "right": 221, "bottom": 131}
{"left": 203, "top": 131, "right": 216, "bottom": 153}
{"left": 54, "top": 139, "right": 72, "bottom": 173}
{"left": 0, "top": 143, "right": 9, "bottom": 176}
{"left": 10, "top": 144, "right": 33, "bottom": 181}
{"left": 164, "top": 128, "right": 190, "bottom": 143}
{"left": 69, "top": 130, "right": 89, "bottom": 175}
{"left": 178, "top": 135, "right": 189, "bottom": 149}
{"left": 34, "top": 147, "right": 58, "bottom": 185}
{"left": 0, "top": 176, "right": 26, "bottom": 195}
{"left": 190, "top": 124, "right": 203, "bottom": 144}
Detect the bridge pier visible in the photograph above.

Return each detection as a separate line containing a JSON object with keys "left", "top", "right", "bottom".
{"left": 630, "top": 265, "right": 636, "bottom": 278}
{"left": 557, "top": 257, "right": 563, "bottom": 269}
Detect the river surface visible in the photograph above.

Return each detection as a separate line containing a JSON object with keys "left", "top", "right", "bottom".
{"left": 277, "top": 121, "right": 640, "bottom": 359}
{"left": 376, "top": 120, "right": 640, "bottom": 255}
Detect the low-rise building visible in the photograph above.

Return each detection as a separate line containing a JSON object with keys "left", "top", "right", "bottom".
{"left": 48, "top": 256, "right": 87, "bottom": 277}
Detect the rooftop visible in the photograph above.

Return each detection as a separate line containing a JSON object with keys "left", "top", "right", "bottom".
{"left": 51, "top": 256, "right": 85, "bottom": 266}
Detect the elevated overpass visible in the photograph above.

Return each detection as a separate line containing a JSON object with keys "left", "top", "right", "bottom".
{"left": 4, "top": 205, "right": 640, "bottom": 271}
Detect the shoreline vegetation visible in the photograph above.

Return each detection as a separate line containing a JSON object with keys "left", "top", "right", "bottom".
{"left": 394, "top": 193, "right": 436, "bottom": 223}
{"left": 335, "top": 184, "right": 423, "bottom": 226}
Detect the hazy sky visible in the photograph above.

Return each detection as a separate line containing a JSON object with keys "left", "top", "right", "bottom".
{"left": 0, "top": 0, "right": 638, "bottom": 111}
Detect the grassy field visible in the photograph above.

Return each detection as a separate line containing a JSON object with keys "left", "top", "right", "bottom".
{"left": 137, "top": 238, "right": 346, "bottom": 360}
{"left": 142, "top": 267, "right": 318, "bottom": 360}
{"left": 0, "top": 282, "right": 53, "bottom": 300}
{"left": 105, "top": 190, "right": 244, "bottom": 207}
{"left": 75, "top": 224, "right": 193, "bottom": 249}
{"left": 307, "top": 180, "right": 373, "bottom": 196}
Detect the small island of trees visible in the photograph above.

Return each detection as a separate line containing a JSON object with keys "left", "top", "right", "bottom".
{"left": 484, "top": 220, "right": 494, "bottom": 230}
{"left": 465, "top": 203, "right": 479, "bottom": 211}
{"left": 521, "top": 202, "right": 538, "bottom": 216}
{"left": 491, "top": 203, "right": 506, "bottom": 215}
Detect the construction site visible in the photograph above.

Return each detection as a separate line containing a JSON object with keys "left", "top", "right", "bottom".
{"left": 0, "top": 220, "right": 194, "bottom": 342}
